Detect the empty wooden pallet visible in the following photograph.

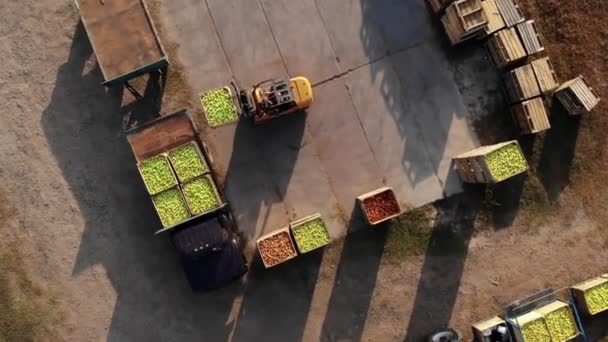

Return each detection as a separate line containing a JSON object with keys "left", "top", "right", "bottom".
{"left": 495, "top": 0, "right": 525, "bottom": 27}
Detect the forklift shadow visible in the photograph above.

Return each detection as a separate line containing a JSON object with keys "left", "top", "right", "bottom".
{"left": 222, "top": 109, "right": 308, "bottom": 242}
{"left": 42, "top": 22, "right": 239, "bottom": 341}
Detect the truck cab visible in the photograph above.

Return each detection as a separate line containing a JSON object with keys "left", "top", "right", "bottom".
{"left": 171, "top": 211, "right": 247, "bottom": 291}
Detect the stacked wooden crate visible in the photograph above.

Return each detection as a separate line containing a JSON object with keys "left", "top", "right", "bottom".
{"left": 494, "top": 0, "right": 525, "bottom": 27}
{"left": 503, "top": 59, "right": 557, "bottom": 134}
{"left": 481, "top": 0, "right": 505, "bottom": 35}
{"left": 488, "top": 27, "right": 527, "bottom": 67}
{"left": 441, "top": 0, "right": 488, "bottom": 45}
{"left": 515, "top": 20, "right": 545, "bottom": 56}
{"left": 554, "top": 75, "right": 601, "bottom": 116}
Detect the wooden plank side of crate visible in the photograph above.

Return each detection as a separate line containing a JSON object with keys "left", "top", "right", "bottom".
{"left": 523, "top": 97, "right": 550, "bottom": 133}
{"left": 495, "top": 0, "right": 525, "bottom": 27}
{"left": 503, "top": 28, "right": 527, "bottom": 64}
{"left": 482, "top": 0, "right": 506, "bottom": 34}
{"left": 516, "top": 20, "right": 544, "bottom": 55}
{"left": 515, "top": 64, "right": 541, "bottom": 101}
{"left": 555, "top": 88, "right": 584, "bottom": 116}
{"left": 511, "top": 103, "right": 531, "bottom": 133}
{"left": 531, "top": 57, "right": 559, "bottom": 93}
{"left": 442, "top": 5, "right": 465, "bottom": 45}
{"left": 427, "top": 0, "right": 446, "bottom": 14}
{"left": 488, "top": 31, "right": 509, "bottom": 67}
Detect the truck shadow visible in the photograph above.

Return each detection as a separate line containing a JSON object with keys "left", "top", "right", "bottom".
{"left": 42, "top": 22, "right": 238, "bottom": 341}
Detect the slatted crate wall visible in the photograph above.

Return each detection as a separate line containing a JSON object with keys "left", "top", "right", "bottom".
{"left": 495, "top": 0, "right": 525, "bottom": 27}
{"left": 530, "top": 57, "right": 559, "bottom": 94}
{"left": 515, "top": 20, "right": 544, "bottom": 56}
{"left": 481, "top": 0, "right": 505, "bottom": 35}
{"left": 503, "top": 63, "right": 541, "bottom": 103}
{"left": 488, "top": 27, "right": 527, "bottom": 67}
{"left": 441, "top": 0, "right": 487, "bottom": 45}
{"left": 511, "top": 97, "right": 550, "bottom": 134}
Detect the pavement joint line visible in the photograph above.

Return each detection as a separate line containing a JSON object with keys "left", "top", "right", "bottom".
{"left": 311, "top": 38, "right": 431, "bottom": 88}
{"left": 311, "top": 0, "right": 343, "bottom": 75}
{"left": 257, "top": 0, "right": 290, "bottom": 78}
{"left": 202, "top": 0, "right": 236, "bottom": 80}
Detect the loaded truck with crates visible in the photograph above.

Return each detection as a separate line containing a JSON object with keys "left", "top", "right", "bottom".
{"left": 125, "top": 110, "right": 247, "bottom": 291}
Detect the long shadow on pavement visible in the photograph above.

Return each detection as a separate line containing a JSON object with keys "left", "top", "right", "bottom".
{"left": 403, "top": 191, "right": 482, "bottom": 341}
{"left": 42, "top": 23, "right": 239, "bottom": 341}
{"left": 320, "top": 206, "right": 389, "bottom": 342}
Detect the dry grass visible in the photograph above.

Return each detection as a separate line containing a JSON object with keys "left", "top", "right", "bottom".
{"left": 515, "top": 0, "right": 608, "bottom": 243}
{"left": 383, "top": 205, "right": 437, "bottom": 262}
{"left": 0, "top": 192, "right": 56, "bottom": 341}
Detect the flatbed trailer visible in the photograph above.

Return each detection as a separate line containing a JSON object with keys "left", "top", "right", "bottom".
{"left": 74, "top": 0, "right": 168, "bottom": 87}
{"left": 125, "top": 110, "right": 225, "bottom": 234}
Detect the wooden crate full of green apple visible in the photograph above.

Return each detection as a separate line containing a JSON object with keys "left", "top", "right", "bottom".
{"left": 290, "top": 213, "right": 331, "bottom": 254}
{"left": 200, "top": 86, "right": 239, "bottom": 127}
{"left": 572, "top": 274, "right": 608, "bottom": 315}
{"left": 454, "top": 140, "right": 528, "bottom": 184}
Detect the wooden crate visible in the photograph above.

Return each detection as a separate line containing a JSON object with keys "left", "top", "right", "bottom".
{"left": 428, "top": 0, "right": 454, "bottom": 14}
{"left": 453, "top": 140, "right": 527, "bottom": 183}
{"left": 507, "top": 311, "right": 550, "bottom": 342}
{"left": 535, "top": 300, "right": 579, "bottom": 341}
{"left": 481, "top": 0, "right": 505, "bottom": 35}
{"left": 495, "top": 0, "right": 525, "bottom": 27}
{"left": 516, "top": 20, "right": 544, "bottom": 56}
{"left": 511, "top": 97, "right": 550, "bottom": 134}
{"left": 441, "top": 0, "right": 487, "bottom": 45}
{"left": 554, "top": 75, "right": 601, "bottom": 116}
{"left": 531, "top": 57, "right": 559, "bottom": 94}
{"left": 571, "top": 274, "right": 608, "bottom": 315}
{"left": 472, "top": 316, "right": 509, "bottom": 341}
{"left": 488, "top": 27, "right": 527, "bottom": 67}
{"left": 357, "top": 187, "right": 401, "bottom": 225}
{"left": 504, "top": 63, "right": 541, "bottom": 103}
{"left": 256, "top": 226, "right": 298, "bottom": 268}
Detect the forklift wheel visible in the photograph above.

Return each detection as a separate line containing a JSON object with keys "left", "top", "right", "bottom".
{"left": 428, "top": 328, "right": 462, "bottom": 342}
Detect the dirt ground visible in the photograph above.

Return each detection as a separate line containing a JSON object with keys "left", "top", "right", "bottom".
{"left": 1, "top": 0, "right": 608, "bottom": 341}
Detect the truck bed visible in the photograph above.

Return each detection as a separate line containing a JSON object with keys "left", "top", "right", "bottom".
{"left": 126, "top": 111, "right": 196, "bottom": 162}
{"left": 75, "top": 0, "right": 167, "bottom": 85}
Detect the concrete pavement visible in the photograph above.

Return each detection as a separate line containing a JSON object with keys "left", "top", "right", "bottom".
{"left": 162, "top": 0, "right": 480, "bottom": 242}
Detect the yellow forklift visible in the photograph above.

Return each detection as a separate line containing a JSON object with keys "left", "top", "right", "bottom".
{"left": 232, "top": 77, "right": 313, "bottom": 124}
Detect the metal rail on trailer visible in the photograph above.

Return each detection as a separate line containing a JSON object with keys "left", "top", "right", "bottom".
{"left": 504, "top": 288, "right": 588, "bottom": 342}
{"left": 74, "top": 0, "right": 168, "bottom": 98}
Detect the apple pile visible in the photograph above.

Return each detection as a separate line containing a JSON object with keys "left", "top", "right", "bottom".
{"left": 182, "top": 177, "right": 220, "bottom": 215}
{"left": 169, "top": 142, "right": 207, "bottom": 182}
{"left": 521, "top": 319, "right": 551, "bottom": 342}
{"left": 292, "top": 217, "right": 330, "bottom": 253}
{"left": 201, "top": 87, "right": 238, "bottom": 127}
{"left": 585, "top": 282, "right": 608, "bottom": 314}
{"left": 138, "top": 155, "right": 177, "bottom": 194}
{"left": 152, "top": 188, "right": 190, "bottom": 227}
{"left": 362, "top": 190, "right": 400, "bottom": 223}
{"left": 485, "top": 143, "right": 528, "bottom": 182}
{"left": 257, "top": 231, "right": 297, "bottom": 268}
{"left": 545, "top": 307, "right": 577, "bottom": 341}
